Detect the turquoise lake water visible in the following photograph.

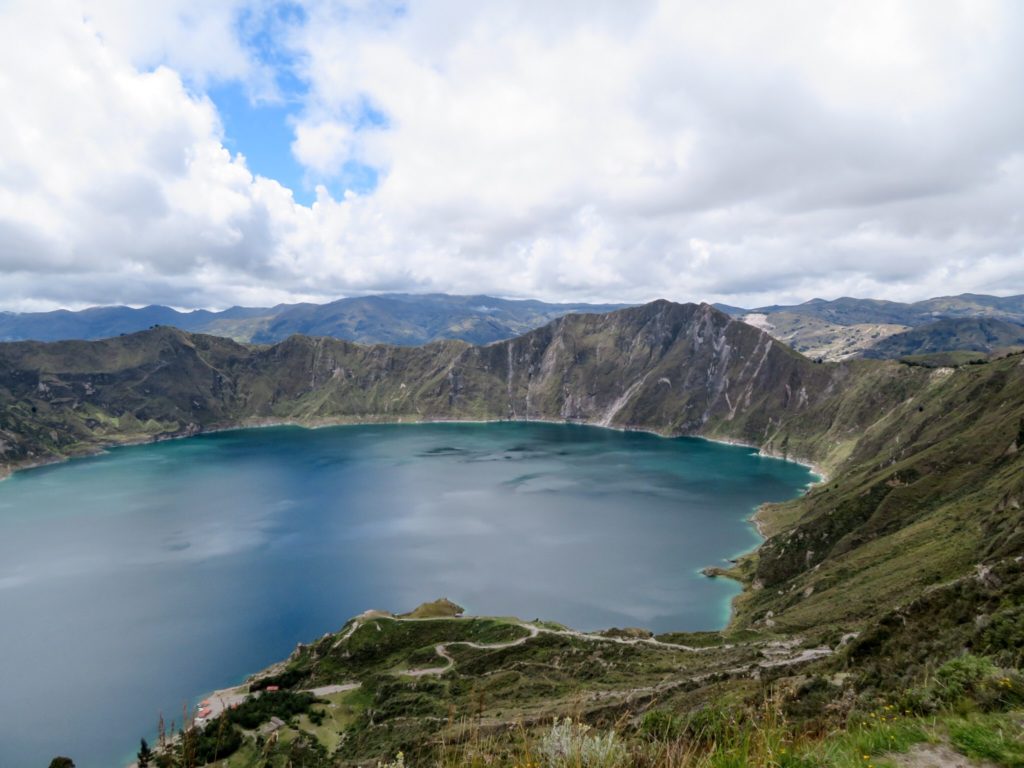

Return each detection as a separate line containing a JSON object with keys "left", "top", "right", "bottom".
{"left": 0, "top": 422, "right": 814, "bottom": 767}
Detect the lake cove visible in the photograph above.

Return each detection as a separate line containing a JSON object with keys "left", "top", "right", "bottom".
{"left": 0, "top": 422, "right": 814, "bottom": 768}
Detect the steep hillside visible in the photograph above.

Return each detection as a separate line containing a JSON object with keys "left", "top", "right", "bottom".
{"left": 731, "top": 351, "right": 1024, "bottom": 639}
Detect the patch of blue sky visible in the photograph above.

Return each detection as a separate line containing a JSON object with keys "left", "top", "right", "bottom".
{"left": 209, "top": 80, "right": 314, "bottom": 201}
{"left": 352, "top": 95, "right": 390, "bottom": 131}
{"left": 236, "top": 2, "right": 307, "bottom": 77}
{"left": 211, "top": 87, "right": 384, "bottom": 204}
{"left": 336, "top": 160, "right": 380, "bottom": 198}
{"left": 207, "top": 3, "right": 387, "bottom": 204}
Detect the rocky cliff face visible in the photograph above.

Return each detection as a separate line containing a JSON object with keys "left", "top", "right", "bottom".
{"left": 0, "top": 301, "right": 888, "bottom": 469}
{"left": 0, "top": 300, "right": 936, "bottom": 484}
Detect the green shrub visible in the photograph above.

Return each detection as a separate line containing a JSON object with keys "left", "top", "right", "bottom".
{"left": 226, "top": 690, "right": 319, "bottom": 729}
{"left": 933, "top": 654, "right": 998, "bottom": 703}
{"left": 639, "top": 709, "right": 683, "bottom": 741}
{"left": 930, "top": 653, "right": 1024, "bottom": 711}
{"left": 784, "top": 676, "right": 843, "bottom": 721}
{"left": 892, "top": 686, "right": 937, "bottom": 716}
{"left": 977, "top": 605, "right": 1024, "bottom": 663}
{"left": 976, "top": 669, "right": 1024, "bottom": 711}
{"left": 189, "top": 721, "right": 242, "bottom": 764}
{"left": 683, "top": 703, "right": 736, "bottom": 747}
{"left": 250, "top": 667, "right": 306, "bottom": 691}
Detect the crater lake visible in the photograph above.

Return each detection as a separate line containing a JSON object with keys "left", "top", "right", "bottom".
{"left": 0, "top": 422, "right": 815, "bottom": 767}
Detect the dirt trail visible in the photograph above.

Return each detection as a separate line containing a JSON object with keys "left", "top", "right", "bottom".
{"left": 307, "top": 682, "right": 362, "bottom": 696}
{"left": 404, "top": 645, "right": 456, "bottom": 676}
{"left": 403, "top": 623, "right": 541, "bottom": 675}
{"left": 379, "top": 615, "right": 831, "bottom": 678}
{"left": 888, "top": 743, "right": 999, "bottom": 768}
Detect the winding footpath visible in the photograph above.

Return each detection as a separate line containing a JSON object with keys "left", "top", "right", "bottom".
{"left": 360, "top": 614, "right": 833, "bottom": 678}
{"left": 403, "top": 622, "right": 542, "bottom": 676}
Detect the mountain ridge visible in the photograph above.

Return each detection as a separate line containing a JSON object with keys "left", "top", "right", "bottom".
{"left": 727, "top": 292, "right": 1024, "bottom": 324}
{"left": 0, "top": 293, "right": 627, "bottom": 346}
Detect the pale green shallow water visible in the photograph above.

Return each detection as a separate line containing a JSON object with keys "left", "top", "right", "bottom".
{"left": 0, "top": 422, "right": 814, "bottom": 767}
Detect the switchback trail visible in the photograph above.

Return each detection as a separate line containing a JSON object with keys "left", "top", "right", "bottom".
{"left": 340, "top": 614, "right": 833, "bottom": 678}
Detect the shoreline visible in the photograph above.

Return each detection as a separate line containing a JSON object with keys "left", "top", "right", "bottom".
{"left": 212, "top": 414, "right": 830, "bottom": 483}
{"left": 0, "top": 413, "right": 828, "bottom": 485}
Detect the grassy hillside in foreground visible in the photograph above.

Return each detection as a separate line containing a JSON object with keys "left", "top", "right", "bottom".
{"left": 141, "top": 603, "right": 1024, "bottom": 768}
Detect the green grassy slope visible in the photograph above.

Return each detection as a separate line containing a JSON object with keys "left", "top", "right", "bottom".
{"left": 159, "top": 604, "right": 1024, "bottom": 768}
{"left": 734, "top": 354, "right": 1024, "bottom": 638}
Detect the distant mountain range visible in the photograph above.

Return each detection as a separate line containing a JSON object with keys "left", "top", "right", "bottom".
{"left": 0, "top": 294, "right": 625, "bottom": 346}
{"left": 724, "top": 292, "right": 1024, "bottom": 325}
{"left": 716, "top": 293, "right": 1024, "bottom": 361}
{"left": 3, "top": 292, "right": 1022, "bottom": 362}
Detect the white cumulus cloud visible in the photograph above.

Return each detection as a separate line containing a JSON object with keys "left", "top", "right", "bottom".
{"left": 292, "top": 120, "right": 354, "bottom": 177}
{"left": 0, "top": 0, "right": 1022, "bottom": 310}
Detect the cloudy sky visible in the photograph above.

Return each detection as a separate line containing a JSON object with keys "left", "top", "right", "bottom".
{"left": 0, "top": 0, "right": 1022, "bottom": 311}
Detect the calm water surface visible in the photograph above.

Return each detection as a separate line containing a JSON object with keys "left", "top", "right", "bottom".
{"left": 0, "top": 422, "right": 814, "bottom": 767}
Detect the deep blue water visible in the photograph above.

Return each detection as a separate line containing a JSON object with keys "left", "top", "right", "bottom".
{"left": 0, "top": 422, "right": 814, "bottom": 767}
